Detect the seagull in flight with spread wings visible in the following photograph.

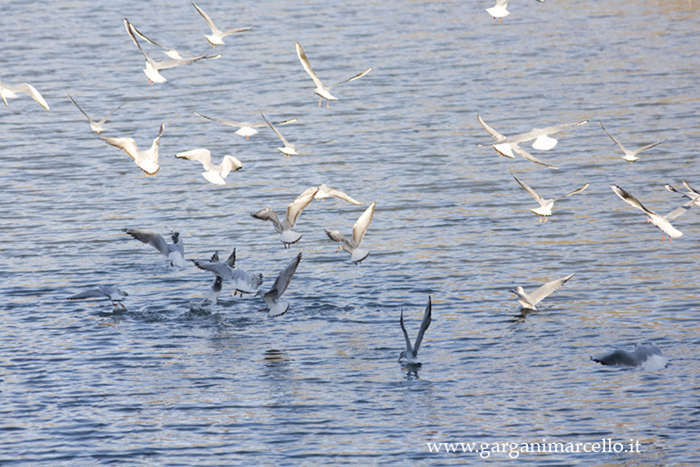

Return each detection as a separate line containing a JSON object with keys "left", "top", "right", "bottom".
{"left": 123, "top": 228, "right": 185, "bottom": 267}
{"left": 511, "top": 273, "right": 576, "bottom": 311}
{"left": 325, "top": 202, "right": 376, "bottom": 264}
{"left": 175, "top": 148, "right": 242, "bottom": 185}
{"left": 599, "top": 121, "right": 667, "bottom": 163}
{"left": 194, "top": 111, "right": 297, "bottom": 139}
{"left": 100, "top": 123, "right": 164, "bottom": 175}
{"left": 399, "top": 296, "right": 433, "bottom": 365}
{"left": 192, "top": 2, "right": 251, "bottom": 47}
{"left": 66, "top": 92, "right": 127, "bottom": 134}
{"left": 259, "top": 109, "right": 336, "bottom": 157}
{"left": 251, "top": 186, "right": 320, "bottom": 248}
{"left": 0, "top": 79, "right": 49, "bottom": 110}
{"left": 477, "top": 115, "right": 559, "bottom": 169}
{"left": 67, "top": 286, "right": 128, "bottom": 309}
{"left": 259, "top": 253, "right": 302, "bottom": 318}
{"left": 511, "top": 172, "right": 589, "bottom": 222}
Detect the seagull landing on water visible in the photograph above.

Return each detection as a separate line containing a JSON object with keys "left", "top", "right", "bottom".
{"left": 259, "top": 253, "right": 302, "bottom": 318}
{"left": 611, "top": 184, "right": 696, "bottom": 242}
{"left": 194, "top": 111, "right": 297, "bottom": 140}
{"left": 66, "top": 92, "right": 127, "bottom": 134}
{"left": 598, "top": 121, "right": 667, "bottom": 164}
{"left": 591, "top": 343, "right": 668, "bottom": 371}
{"left": 399, "top": 296, "right": 433, "bottom": 365}
{"left": 325, "top": 202, "right": 376, "bottom": 264}
{"left": 67, "top": 286, "right": 128, "bottom": 309}
{"left": 477, "top": 115, "right": 559, "bottom": 169}
{"left": 192, "top": 2, "right": 251, "bottom": 47}
{"left": 191, "top": 248, "right": 263, "bottom": 296}
{"left": 511, "top": 172, "right": 589, "bottom": 222}
{"left": 511, "top": 273, "right": 576, "bottom": 311}
{"left": 124, "top": 18, "right": 211, "bottom": 84}
{"left": 175, "top": 148, "right": 242, "bottom": 185}
{"left": 259, "top": 109, "right": 336, "bottom": 157}
{"left": 123, "top": 228, "right": 185, "bottom": 267}
{"left": 295, "top": 42, "right": 372, "bottom": 108}
{"left": 100, "top": 123, "right": 163, "bottom": 176}
{"left": 251, "top": 186, "right": 320, "bottom": 248}
{"left": 0, "top": 79, "right": 50, "bottom": 110}
{"left": 128, "top": 22, "right": 222, "bottom": 61}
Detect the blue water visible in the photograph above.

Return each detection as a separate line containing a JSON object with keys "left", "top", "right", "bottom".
{"left": 2, "top": 0, "right": 700, "bottom": 464}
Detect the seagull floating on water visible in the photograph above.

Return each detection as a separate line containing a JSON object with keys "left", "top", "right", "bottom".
{"left": 511, "top": 172, "right": 589, "bottom": 222}
{"left": 191, "top": 248, "right": 263, "bottom": 296}
{"left": 598, "top": 121, "right": 667, "bottom": 163}
{"left": 477, "top": 115, "right": 559, "bottom": 169}
{"left": 295, "top": 42, "right": 372, "bottom": 108}
{"left": 124, "top": 18, "right": 211, "bottom": 84}
{"left": 123, "top": 228, "right": 185, "bottom": 267}
{"left": 0, "top": 79, "right": 49, "bottom": 110}
{"left": 175, "top": 148, "right": 242, "bottom": 185}
{"left": 192, "top": 2, "right": 251, "bottom": 47}
{"left": 325, "top": 202, "right": 376, "bottom": 264}
{"left": 591, "top": 343, "right": 668, "bottom": 370}
{"left": 66, "top": 92, "right": 126, "bottom": 134}
{"left": 128, "top": 22, "right": 222, "bottom": 61}
{"left": 399, "top": 296, "right": 433, "bottom": 365}
{"left": 259, "top": 109, "right": 336, "bottom": 157}
{"left": 194, "top": 111, "right": 297, "bottom": 139}
{"left": 314, "top": 184, "right": 362, "bottom": 205}
{"left": 611, "top": 184, "right": 695, "bottom": 242}
{"left": 100, "top": 123, "right": 163, "bottom": 176}
{"left": 251, "top": 186, "right": 320, "bottom": 248}
{"left": 67, "top": 286, "right": 128, "bottom": 309}
{"left": 511, "top": 273, "right": 576, "bottom": 311}
{"left": 259, "top": 252, "right": 302, "bottom": 318}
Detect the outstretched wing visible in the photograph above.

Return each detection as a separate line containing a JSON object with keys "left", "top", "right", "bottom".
{"left": 65, "top": 92, "right": 91, "bottom": 121}
{"left": 511, "top": 172, "right": 544, "bottom": 204}
{"left": 100, "top": 136, "right": 140, "bottom": 162}
{"left": 665, "top": 196, "right": 698, "bottom": 221}
{"left": 634, "top": 138, "right": 667, "bottom": 156}
{"left": 259, "top": 109, "right": 291, "bottom": 147}
{"left": 225, "top": 248, "right": 236, "bottom": 268}
{"left": 12, "top": 83, "right": 49, "bottom": 110}
{"left": 329, "top": 67, "right": 372, "bottom": 89}
{"left": 598, "top": 121, "right": 627, "bottom": 153}
{"left": 296, "top": 42, "right": 324, "bottom": 88}
{"left": 324, "top": 229, "right": 348, "bottom": 244}
{"left": 611, "top": 184, "right": 655, "bottom": 216}
{"left": 124, "top": 18, "right": 154, "bottom": 66}
{"left": 477, "top": 114, "right": 506, "bottom": 141}
{"left": 192, "top": 2, "right": 218, "bottom": 32}
{"left": 413, "top": 296, "right": 432, "bottom": 355}
{"left": 270, "top": 252, "right": 302, "bottom": 298}
{"left": 67, "top": 289, "right": 106, "bottom": 300}
{"left": 352, "top": 202, "right": 376, "bottom": 247}
{"left": 529, "top": 273, "right": 575, "bottom": 306}
{"left": 96, "top": 100, "right": 128, "bottom": 126}
{"left": 176, "top": 148, "right": 212, "bottom": 170}
{"left": 319, "top": 185, "right": 362, "bottom": 205}
{"left": 513, "top": 145, "right": 559, "bottom": 169}
{"left": 399, "top": 308, "right": 413, "bottom": 354}
{"left": 123, "top": 228, "right": 169, "bottom": 255}
{"left": 557, "top": 183, "right": 589, "bottom": 200}
{"left": 154, "top": 54, "right": 209, "bottom": 69}
{"left": 286, "top": 186, "right": 320, "bottom": 228}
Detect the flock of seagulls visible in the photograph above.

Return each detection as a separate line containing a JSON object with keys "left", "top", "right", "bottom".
{"left": 5, "top": 2, "right": 680, "bottom": 369}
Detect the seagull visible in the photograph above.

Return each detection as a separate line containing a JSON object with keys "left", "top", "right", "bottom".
{"left": 175, "top": 148, "right": 242, "bottom": 185}
{"left": 485, "top": 120, "right": 588, "bottom": 152}
{"left": 477, "top": 115, "right": 559, "bottom": 169}
{"left": 399, "top": 296, "right": 433, "bottom": 365}
{"left": 0, "top": 79, "right": 49, "bottom": 110}
{"left": 598, "top": 121, "right": 667, "bottom": 163}
{"left": 295, "top": 42, "right": 372, "bottom": 108}
{"left": 128, "top": 22, "right": 222, "bottom": 61}
{"left": 511, "top": 172, "right": 589, "bottom": 222}
{"left": 591, "top": 343, "right": 668, "bottom": 371}
{"left": 204, "top": 276, "right": 223, "bottom": 304}
{"left": 123, "top": 228, "right": 185, "bottom": 267}
{"left": 511, "top": 273, "right": 576, "bottom": 311}
{"left": 251, "top": 186, "right": 320, "bottom": 248}
{"left": 486, "top": 0, "right": 510, "bottom": 22}
{"left": 194, "top": 111, "right": 297, "bottom": 139}
{"left": 100, "top": 123, "right": 163, "bottom": 176}
{"left": 67, "top": 286, "right": 128, "bottom": 309}
{"left": 65, "top": 92, "right": 126, "bottom": 134}
{"left": 665, "top": 181, "right": 700, "bottom": 206}
{"left": 259, "top": 109, "right": 336, "bottom": 157}
{"left": 314, "top": 184, "right": 362, "bottom": 205}
{"left": 191, "top": 248, "right": 263, "bottom": 295}
{"left": 124, "top": 18, "right": 211, "bottom": 84}
{"left": 259, "top": 252, "right": 302, "bottom": 318}
{"left": 611, "top": 184, "right": 695, "bottom": 242}
{"left": 192, "top": 2, "right": 251, "bottom": 47}
{"left": 325, "top": 202, "right": 376, "bottom": 264}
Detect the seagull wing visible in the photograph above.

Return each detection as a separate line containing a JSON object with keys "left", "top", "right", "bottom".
{"left": 611, "top": 184, "right": 655, "bottom": 216}
{"left": 128, "top": 23, "right": 169, "bottom": 50}
{"left": 412, "top": 296, "right": 432, "bottom": 355}
{"left": 633, "top": 138, "right": 667, "bottom": 156}
{"left": 192, "top": 2, "right": 218, "bottom": 33}
{"left": 323, "top": 187, "right": 362, "bottom": 205}
{"left": 123, "top": 228, "right": 170, "bottom": 255}
{"left": 511, "top": 172, "right": 545, "bottom": 205}
{"left": 269, "top": 252, "right": 302, "bottom": 298}
{"left": 192, "top": 259, "right": 233, "bottom": 279}
{"left": 296, "top": 42, "right": 324, "bottom": 88}
{"left": 598, "top": 121, "right": 628, "bottom": 153}
{"left": 528, "top": 273, "right": 575, "bottom": 306}
{"left": 124, "top": 18, "right": 156, "bottom": 67}
{"left": 259, "top": 109, "right": 291, "bottom": 147}
{"left": 297, "top": 137, "right": 338, "bottom": 148}
{"left": 225, "top": 248, "right": 236, "bottom": 268}
{"left": 11, "top": 83, "right": 49, "bottom": 110}
{"left": 513, "top": 145, "right": 559, "bottom": 169}
{"left": 96, "top": 100, "right": 127, "bottom": 126}
{"left": 329, "top": 67, "right": 372, "bottom": 89}
{"left": 194, "top": 112, "right": 247, "bottom": 128}
{"left": 285, "top": 186, "right": 319, "bottom": 228}
{"left": 351, "top": 202, "right": 376, "bottom": 247}
{"left": 477, "top": 114, "right": 506, "bottom": 140}
{"left": 325, "top": 229, "right": 348, "bottom": 245}
{"left": 251, "top": 207, "right": 283, "bottom": 232}
{"left": 100, "top": 136, "right": 140, "bottom": 162}
{"left": 682, "top": 180, "right": 700, "bottom": 195}
{"left": 65, "top": 92, "right": 91, "bottom": 121}
{"left": 540, "top": 120, "right": 588, "bottom": 136}
{"left": 399, "top": 308, "right": 413, "bottom": 355}
{"left": 67, "top": 289, "right": 108, "bottom": 300}
{"left": 557, "top": 183, "right": 590, "bottom": 200}
{"left": 176, "top": 148, "right": 213, "bottom": 170}
{"left": 153, "top": 54, "right": 209, "bottom": 69}
{"left": 665, "top": 196, "right": 698, "bottom": 221}
{"left": 222, "top": 27, "right": 252, "bottom": 36}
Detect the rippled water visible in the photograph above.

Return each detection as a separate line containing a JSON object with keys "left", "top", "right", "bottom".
{"left": 2, "top": 0, "right": 700, "bottom": 464}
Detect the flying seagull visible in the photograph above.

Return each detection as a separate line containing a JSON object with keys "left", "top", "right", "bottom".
{"left": 486, "top": 0, "right": 509, "bottom": 22}
{"left": 511, "top": 172, "right": 589, "bottom": 222}
{"left": 665, "top": 181, "right": 700, "bottom": 206}
{"left": 591, "top": 343, "right": 668, "bottom": 371}
{"left": 598, "top": 121, "right": 667, "bottom": 163}
{"left": 66, "top": 91, "right": 127, "bottom": 134}
{"left": 0, "top": 79, "right": 49, "bottom": 110}
{"left": 511, "top": 273, "right": 576, "bottom": 311}
{"left": 192, "top": 2, "right": 251, "bottom": 47}
{"left": 67, "top": 286, "right": 128, "bottom": 309}
{"left": 194, "top": 111, "right": 297, "bottom": 139}
{"left": 325, "top": 202, "right": 376, "bottom": 264}
{"left": 175, "top": 148, "right": 242, "bottom": 185}
{"left": 191, "top": 248, "right": 263, "bottom": 296}
{"left": 123, "top": 228, "right": 185, "bottom": 267}
{"left": 251, "top": 186, "right": 320, "bottom": 248}
{"left": 259, "top": 252, "right": 302, "bottom": 318}
{"left": 399, "top": 296, "right": 433, "bottom": 365}
{"left": 128, "top": 22, "right": 222, "bottom": 60}
{"left": 259, "top": 109, "right": 336, "bottom": 157}
{"left": 477, "top": 114, "right": 559, "bottom": 169}
{"left": 295, "top": 42, "right": 372, "bottom": 108}
{"left": 100, "top": 123, "right": 164, "bottom": 176}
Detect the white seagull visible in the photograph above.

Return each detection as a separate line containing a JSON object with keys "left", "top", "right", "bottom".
{"left": 191, "top": 248, "right": 263, "bottom": 296}
{"left": 486, "top": 0, "right": 510, "bottom": 22}
{"left": 611, "top": 184, "right": 695, "bottom": 242}
{"left": 192, "top": 2, "right": 251, "bottom": 47}
{"left": 485, "top": 120, "right": 588, "bottom": 152}
{"left": 399, "top": 296, "right": 433, "bottom": 365}
{"left": 259, "top": 109, "right": 336, "bottom": 157}
{"left": 123, "top": 228, "right": 185, "bottom": 267}
{"left": 591, "top": 343, "right": 668, "bottom": 371}
{"left": 124, "top": 18, "right": 211, "bottom": 84}
{"left": 314, "top": 184, "right": 362, "bottom": 205}
{"left": 260, "top": 252, "right": 302, "bottom": 318}
{"left": 100, "top": 123, "right": 164, "bottom": 176}
{"left": 251, "top": 186, "right": 320, "bottom": 248}
{"left": 325, "top": 202, "right": 376, "bottom": 264}
{"left": 599, "top": 121, "right": 667, "bottom": 163}
{"left": 128, "top": 22, "right": 222, "bottom": 61}
{"left": 66, "top": 92, "right": 127, "bottom": 134}
{"left": 511, "top": 273, "right": 576, "bottom": 311}
{"left": 665, "top": 181, "right": 700, "bottom": 206}
{"left": 175, "top": 148, "right": 242, "bottom": 185}
{"left": 511, "top": 172, "right": 589, "bottom": 222}
{"left": 477, "top": 115, "right": 559, "bottom": 169}
{"left": 295, "top": 42, "right": 372, "bottom": 108}
{"left": 0, "top": 79, "right": 49, "bottom": 110}
{"left": 194, "top": 111, "right": 297, "bottom": 139}
{"left": 67, "top": 286, "right": 128, "bottom": 309}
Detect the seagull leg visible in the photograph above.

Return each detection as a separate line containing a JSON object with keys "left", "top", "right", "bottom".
{"left": 544, "top": 217, "right": 548, "bottom": 223}
{"left": 327, "top": 100, "right": 330, "bottom": 109}
{"left": 498, "top": 18, "right": 501, "bottom": 23}
{"left": 319, "top": 98, "right": 322, "bottom": 107}
{"left": 246, "top": 136, "right": 249, "bottom": 140}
